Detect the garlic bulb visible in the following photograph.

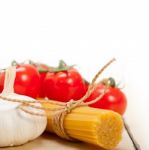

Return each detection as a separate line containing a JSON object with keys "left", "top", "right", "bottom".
{"left": 0, "top": 66, "right": 47, "bottom": 147}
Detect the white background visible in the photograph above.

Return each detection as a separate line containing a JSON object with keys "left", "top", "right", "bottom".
{"left": 0, "top": 1, "right": 149, "bottom": 149}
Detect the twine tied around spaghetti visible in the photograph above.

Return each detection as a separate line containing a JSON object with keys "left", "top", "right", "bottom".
{"left": 0, "top": 58, "right": 115, "bottom": 140}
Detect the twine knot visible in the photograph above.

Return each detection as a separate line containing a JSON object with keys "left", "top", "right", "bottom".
{"left": 65, "top": 99, "right": 84, "bottom": 113}
{"left": 65, "top": 99, "right": 76, "bottom": 113}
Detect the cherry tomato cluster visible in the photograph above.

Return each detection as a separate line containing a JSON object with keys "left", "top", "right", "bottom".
{"left": 0, "top": 60, "right": 127, "bottom": 115}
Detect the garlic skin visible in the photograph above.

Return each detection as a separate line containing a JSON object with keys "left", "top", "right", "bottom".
{"left": 0, "top": 67, "right": 47, "bottom": 147}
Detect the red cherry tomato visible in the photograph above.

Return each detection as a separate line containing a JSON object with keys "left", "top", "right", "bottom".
{"left": 86, "top": 81, "right": 127, "bottom": 115}
{"left": 0, "top": 64, "right": 40, "bottom": 98}
{"left": 44, "top": 68, "right": 86, "bottom": 102}
{"left": 33, "top": 63, "right": 51, "bottom": 98}
{"left": 38, "top": 72, "right": 47, "bottom": 98}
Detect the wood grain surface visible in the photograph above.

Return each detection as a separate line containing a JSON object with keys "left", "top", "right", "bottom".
{"left": 0, "top": 130, "right": 135, "bottom": 150}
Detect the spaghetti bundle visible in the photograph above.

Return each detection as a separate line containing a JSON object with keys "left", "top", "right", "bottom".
{"left": 43, "top": 101, "right": 123, "bottom": 150}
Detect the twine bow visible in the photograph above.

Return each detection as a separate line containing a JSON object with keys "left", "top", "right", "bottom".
{"left": 0, "top": 58, "right": 115, "bottom": 140}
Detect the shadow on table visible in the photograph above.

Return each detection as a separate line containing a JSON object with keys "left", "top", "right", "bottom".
{"left": 0, "top": 132, "right": 105, "bottom": 150}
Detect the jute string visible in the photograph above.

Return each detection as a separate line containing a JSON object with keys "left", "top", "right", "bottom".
{"left": 0, "top": 58, "right": 115, "bottom": 140}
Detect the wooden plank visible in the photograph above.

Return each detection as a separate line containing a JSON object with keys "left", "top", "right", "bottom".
{"left": 115, "top": 130, "right": 135, "bottom": 150}
{"left": 0, "top": 129, "right": 135, "bottom": 150}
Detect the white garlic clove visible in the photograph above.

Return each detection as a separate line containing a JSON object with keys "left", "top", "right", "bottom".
{"left": 0, "top": 66, "right": 47, "bottom": 147}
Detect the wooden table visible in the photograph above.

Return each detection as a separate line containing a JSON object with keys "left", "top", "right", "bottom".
{"left": 0, "top": 129, "right": 135, "bottom": 150}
